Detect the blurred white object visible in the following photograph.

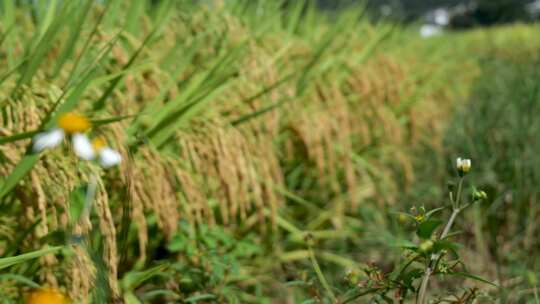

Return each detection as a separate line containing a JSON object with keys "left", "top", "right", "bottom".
{"left": 433, "top": 8, "right": 450, "bottom": 26}
{"left": 380, "top": 4, "right": 392, "bottom": 17}
{"left": 72, "top": 133, "right": 96, "bottom": 160}
{"left": 32, "top": 128, "right": 65, "bottom": 153}
{"left": 98, "top": 148, "right": 122, "bottom": 168}
{"left": 420, "top": 24, "right": 442, "bottom": 38}
{"left": 527, "top": 0, "right": 540, "bottom": 16}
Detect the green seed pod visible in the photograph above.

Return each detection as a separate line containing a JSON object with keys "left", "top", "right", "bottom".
{"left": 345, "top": 269, "right": 360, "bottom": 285}
{"left": 398, "top": 213, "right": 411, "bottom": 225}
{"left": 473, "top": 190, "right": 488, "bottom": 202}
{"left": 419, "top": 240, "right": 434, "bottom": 253}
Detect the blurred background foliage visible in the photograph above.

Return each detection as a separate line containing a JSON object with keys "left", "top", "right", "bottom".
{"left": 0, "top": 0, "right": 539, "bottom": 303}
{"left": 319, "top": 0, "right": 540, "bottom": 26}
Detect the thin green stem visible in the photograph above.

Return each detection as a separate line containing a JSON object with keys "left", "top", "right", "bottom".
{"left": 81, "top": 174, "right": 98, "bottom": 222}
{"left": 417, "top": 177, "right": 465, "bottom": 304}
{"left": 455, "top": 177, "right": 464, "bottom": 209}
{"left": 440, "top": 209, "right": 460, "bottom": 240}
{"left": 307, "top": 245, "right": 337, "bottom": 303}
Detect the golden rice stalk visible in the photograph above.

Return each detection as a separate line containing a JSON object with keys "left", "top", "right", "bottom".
{"left": 94, "top": 179, "right": 120, "bottom": 298}
{"left": 68, "top": 245, "right": 96, "bottom": 304}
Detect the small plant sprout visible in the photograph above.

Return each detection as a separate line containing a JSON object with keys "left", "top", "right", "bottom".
{"left": 416, "top": 157, "right": 490, "bottom": 304}
{"left": 456, "top": 157, "right": 471, "bottom": 176}
{"left": 32, "top": 112, "right": 95, "bottom": 160}
{"left": 91, "top": 138, "right": 122, "bottom": 168}
{"left": 347, "top": 158, "right": 492, "bottom": 303}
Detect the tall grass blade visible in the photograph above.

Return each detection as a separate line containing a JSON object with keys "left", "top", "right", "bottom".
{"left": 12, "top": 1, "right": 72, "bottom": 95}
{"left": 51, "top": 0, "right": 94, "bottom": 78}
{"left": 92, "top": 21, "right": 168, "bottom": 111}
{"left": 0, "top": 247, "right": 62, "bottom": 270}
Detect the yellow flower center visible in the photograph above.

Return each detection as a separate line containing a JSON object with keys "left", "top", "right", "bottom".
{"left": 57, "top": 112, "right": 91, "bottom": 134}
{"left": 26, "top": 289, "right": 70, "bottom": 304}
{"left": 91, "top": 137, "right": 106, "bottom": 151}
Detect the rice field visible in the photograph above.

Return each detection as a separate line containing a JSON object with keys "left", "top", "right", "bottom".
{"left": 1, "top": 1, "right": 540, "bottom": 303}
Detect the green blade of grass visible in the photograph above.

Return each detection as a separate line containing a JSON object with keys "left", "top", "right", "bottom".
{"left": 1, "top": 0, "right": 16, "bottom": 67}
{"left": 0, "top": 274, "right": 40, "bottom": 289}
{"left": 12, "top": 1, "right": 72, "bottom": 96}
{"left": 91, "top": 22, "right": 167, "bottom": 111}
{"left": 140, "top": 42, "right": 247, "bottom": 147}
{"left": 124, "top": 0, "right": 145, "bottom": 35}
{"left": 286, "top": 0, "right": 306, "bottom": 35}
{"left": 51, "top": 0, "right": 94, "bottom": 78}
{"left": 0, "top": 247, "right": 62, "bottom": 270}
{"left": 63, "top": 0, "right": 114, "bottom": 89}
{"left": 0, "top": 130, "right": 41, "bottom": 145}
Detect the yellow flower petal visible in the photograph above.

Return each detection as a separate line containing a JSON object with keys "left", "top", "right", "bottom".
{"left": 57, "top": 112, "right": 91, "bottom": 134}
{"left": 26, "top": 288, "right": 70, "bottom": 304}
{"left": 91, "top": 137, "right": 107, "bottom": 151}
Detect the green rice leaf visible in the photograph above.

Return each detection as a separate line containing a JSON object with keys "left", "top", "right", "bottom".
{"left": 0, "top": 247, "right": 62, "bottom": 270}
{"left": 0, "top": 274, "right": 40, "bottom": 289}
{"left": 12, "top": 1, "right": 72, "bottom": 95}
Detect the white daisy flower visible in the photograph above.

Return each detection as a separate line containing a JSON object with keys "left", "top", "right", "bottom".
{"left": 32, "top": 112, "right": 95, "bottom": 160}
{"left": 91, "top": 138, "right": 122, "bottom": 168}
{"left": 456, "top": 157, "right": 471, "bottom": 175}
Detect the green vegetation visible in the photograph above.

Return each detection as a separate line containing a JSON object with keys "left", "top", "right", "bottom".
{"left": 0, "top": 1, "right": 539, "bottom": 303}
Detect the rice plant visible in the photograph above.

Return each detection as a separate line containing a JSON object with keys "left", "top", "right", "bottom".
{"left": 0, "top": 0, "right": 539, "bottom": 303}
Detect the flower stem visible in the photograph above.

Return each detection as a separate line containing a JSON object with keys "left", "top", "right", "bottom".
{"left": 307, "top": 245, "right": 337, "bottom": 303}
{"left": 417, "top": 177, "right": 464, "bottom": 304}
{"left": 440, "top": 209, "right": 460, "bottom": 240}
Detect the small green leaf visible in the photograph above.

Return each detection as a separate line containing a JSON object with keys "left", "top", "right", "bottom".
{"left": 425, "top": 207, "right": 447, "bottom": 219}
{"left": 0, "top": 130, "right": 40, "bottom": 145}
{"left": 91, "top": 115, "right": 138, "bottom": 127}
{"left": 167, "top": 234, "right": 187, "bottom": 252}
{"left": 433, "top": 240, "right": 461, "bottom": 256}
{"left": 402, "top": 268, "right": 424, "bottom": 287}
{"left": 184, "top": 294, "right": 217, "bottom": 303}
{"left": 0, "top": 274, "right": 40, "bottom": 289}
{"left": 140, "top": 289, "right": 180, "bottom": 301}
{"left": 123, "top": 292, "right": 143, "bottom": 304}
{"left": 443, "top": 230, "right": 463, "bottom": 239}
{"left": 448, "top": 272, "right": 498, "bottom": 287}
{"left": 0, "top": 247, "right": 62, "bottom": 270}
{"left": 384, "top": 234, "right": 417, "bottom": 249}
{"left": 416, "top": 219, "right": 443, "bottom": 239}
{"left": 122, "top": 264, "right": 168, "bottom": 291}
